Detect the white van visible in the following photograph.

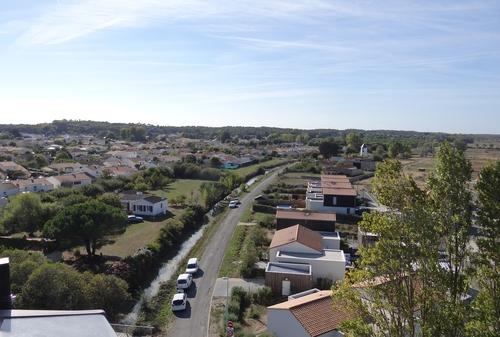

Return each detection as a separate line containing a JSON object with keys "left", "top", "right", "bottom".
{"left": 176, "top": 273, "right": 193, "bottom": 289}
{"left": 171, "top": 292, "right": 187, "bottom": 311}
{"left": 186, "top": 257, "right": 199, "bottom": 274}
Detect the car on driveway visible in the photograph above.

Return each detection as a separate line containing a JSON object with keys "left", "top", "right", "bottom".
{"left": 127, "top": 215, "right": 144, "bottom": 223}
{"left": 185, "top": 257, "right": 199, "bottom": 274}
{"left": 176, "top": 273, "right": 193, "bottom": 289}
{"left": 171, "top": 292, "right": 187, "bottom": 311}
{"left": 228, "top": 200, "right": 238, "bottom": 208}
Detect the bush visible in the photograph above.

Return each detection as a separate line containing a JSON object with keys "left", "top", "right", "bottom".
{"left": 252, "top": 287, "right": 273, "bottom": 306}
{"left": 227, "top": 299, "right": 241, "bottom": 318}
{"left": 252, "top": 204, "right": 276, "bottom": 214}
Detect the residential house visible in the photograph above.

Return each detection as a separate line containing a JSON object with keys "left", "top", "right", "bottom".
{"left": 306, "top": 175, "right": 357, "bottom": 215}
{"left": 266, "top": 225, "right": 344, "bottom": 294}
{"left": 267, "top": 290, "right": 356, "bottom": 337}
{"left": 120, "top": 192, "right": 168, "bottom": 217}
{"left": 358, "top": 227, "right": 379, "bottom": 248}
{"left": 276, "top": 209, "right": 336, "bottom": 232}
{"left": 103, "top": 165, "right": 137, "bottom": 177}
{"left": 0, "top": 161, "right": 30, "bottom": 179}
{"left": 15, "top": 178, "right": 54, "bottom": 193}
{"left": 46, "top": 173, "right": 93, "bottom": 188}
{"left": 47, "top": 162, "right": 85, "bottom": 174}
{"left": 0, "top": 182, "right": 19, "bottom": 197}
{"left": 82, "top": 165, "right": 104, "bottom": 179}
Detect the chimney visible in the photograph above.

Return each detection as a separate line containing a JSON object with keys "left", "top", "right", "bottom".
{"left": 0, "top": 257, "right": 12, "bottom": 309}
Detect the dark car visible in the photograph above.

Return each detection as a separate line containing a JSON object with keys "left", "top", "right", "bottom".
{"left": 127, "top": 215, "right": 144, "bottom": 223}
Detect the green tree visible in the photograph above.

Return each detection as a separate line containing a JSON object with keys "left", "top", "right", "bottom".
{"left": 18, "top": 263, "right": 88, "bottom": 310}
{"left": 0, "top": 193, "right": 45, "bottom": 234}
{"left": 467, "top": 161, "right": 500, "bottom": 337}
{"left": 0, "top": 249, "right": 47, "bottom": 293}
{"left": 318, "top": 139, "right": 339, "bottom": 159}
{"left": 43, "top": 200, "right": 126, "bottom": 256}
{"left": 54, "top": 149, "right": 73, "bottom": 163}
{"left": 84, "top": 273, "right": 131, "bottom": 321}
{"left": 220, "top": 130, "right": 231, "bottom": 143}
{"left": 427, "top": 142, "right": 473, "bottom": 337}
{"left": 388, "top": 141, "right": 404, "bottom": 158}
{"left": 346, "top": 132, "right": 363, "bottom": 150}
{"left": 334, "top": 144, "right": 476, "bottom": 337}
{"left": 210, "top": 156, "right": 222, "bottom": 168}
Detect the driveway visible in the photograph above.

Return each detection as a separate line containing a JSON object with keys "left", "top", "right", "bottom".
{"left": 212, "top": 277, "right": 265, "bottom": 297}
{"left": 165, "top": 168, "right": 284, "bottom": 337}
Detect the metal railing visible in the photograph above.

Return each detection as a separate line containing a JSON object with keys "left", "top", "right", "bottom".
{"left": 110, "top": 323, "right": 154, "bottom": 337}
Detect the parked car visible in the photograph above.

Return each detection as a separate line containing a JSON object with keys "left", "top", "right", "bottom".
{"left": 127, "top": 215, "right": 144, "bottom": 223}
{"left": 185, "top": 257, "right": 199, "bottom": 274}
{"left": 176, "top": 273, "right": 193, "bottom": 289}
{"left": 228, "top": 200, "right": 238, "bottom": 208}
{"left": 171, "top": 292, "right": 187, "bottom": 311}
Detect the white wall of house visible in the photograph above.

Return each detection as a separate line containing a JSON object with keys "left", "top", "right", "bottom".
{"left": 0, "top": 186, "right": 19, "bottom": 197}
{"left": 275, "top": 252, "right": 346, "bottom": 282}
{"left": 46, "top": 176, "right": 92, "bottom": 188}
{"left": 18, "top": 182, "right": 54, "bottom": 193}
{"left": 130, "top": 199, "right": 167, "bottom": 216}
{"left": 306, "top": 200, "right": 352, "bottom": 215}
{"left": 267, "top": 309, "right": 310, "bottom": 337}
{"left": 318, "top": 330, "right": 345, "bottom": 337}
{"left": 322, "top": 236, "right": 340, "bottom": 250}
{"left": 270, "top": 242, "right": 322, "bottom": 262}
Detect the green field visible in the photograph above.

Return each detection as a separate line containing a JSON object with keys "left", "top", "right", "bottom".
{"left": 152, "top": 179, "right": 210, "bottom": 205}
{"left": 232, "top": 158, "right": 287, "bottom": 179}
{"left": 98, "top": 219, "right": 169, "bottom": 258}
{"left": 277, "top": 172, "right": 320, "bottom": 186}
{"left": 218, "top": 225, "right": 248, "bottom": 278}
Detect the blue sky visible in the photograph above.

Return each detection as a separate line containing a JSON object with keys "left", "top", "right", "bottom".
{"left": 0, "top": 1, "right": 499, "bottom": 133}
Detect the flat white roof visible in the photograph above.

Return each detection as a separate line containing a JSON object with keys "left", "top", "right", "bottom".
{"left": 177, "top": 273, "right": 191, "bottom": 280}
{"left": 277, "top": 249, "right": 345, "bottom": 262}
{"left": 173, "top": 293, "right": 185, "bottom": 301}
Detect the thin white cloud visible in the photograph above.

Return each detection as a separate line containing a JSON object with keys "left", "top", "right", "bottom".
{"left": 15, "top": 0, "right": 339, "bottom": 45}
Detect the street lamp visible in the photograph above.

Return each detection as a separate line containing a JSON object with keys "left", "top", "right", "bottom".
{"left": 222, "top": 276, "right": 229, "bottom": 319}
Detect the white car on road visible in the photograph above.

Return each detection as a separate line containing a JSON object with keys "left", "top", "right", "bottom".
{"left": 171, "top": 292, "right": 187, "bottom": 311}
{"left": 185, "top": 257, "right": 199, "bottom": 274}
{"left": 176, "top": 273, "right": 193, "bottom": 289}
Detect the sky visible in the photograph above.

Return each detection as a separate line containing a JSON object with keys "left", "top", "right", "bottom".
{"left": 0, "top": 0, "right": 499, "bottom": 134}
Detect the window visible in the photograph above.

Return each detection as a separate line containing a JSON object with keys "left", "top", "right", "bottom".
{"left": 333, "top": 196, "right": 337, "bottom": 205}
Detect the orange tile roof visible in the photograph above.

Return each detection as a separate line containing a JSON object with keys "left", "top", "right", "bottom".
{"left": 268, "top": 290, "right": 357, "bottom": 337}
{"left": 269, "top": 224, "right": 323, "bottom": 252}
{"left": 276, "top": 209, "right": 336, "bottom": 222}
{"left": 322, "top": 187, "right": 357, "bottom": 197}
{"left": 321, "top": 182, "right": 353, "bottom": 189}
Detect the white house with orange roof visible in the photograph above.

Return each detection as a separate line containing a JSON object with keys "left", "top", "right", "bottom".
{"left": 267, "top": 289, "right": 356, "bottom": 337}
{"left": 265, "top": 225, "right": 345, "bottom": 295}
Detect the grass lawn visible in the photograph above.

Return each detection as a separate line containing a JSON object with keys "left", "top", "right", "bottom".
{"left": 232, "top": 158, "right": 287, "bottom": 179}
{"left": 98, "top": 218, "right": 169, "bottom": 258}
{"left": 152, "top": 179, "right": 210, "bottom": 205}
{"left": 218, "top": 225, "right": 248, "bottom": 278}
{"left": 276, "top": 172, "right": 320, "bottom": 186}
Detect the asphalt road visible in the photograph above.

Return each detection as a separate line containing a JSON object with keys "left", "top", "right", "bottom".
{"left": 165, "top": 168, "right": 284, "bottom": 337}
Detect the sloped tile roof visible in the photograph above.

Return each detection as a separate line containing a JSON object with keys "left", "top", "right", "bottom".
{"left": 269, "top": 290, "right": 357, "bottom": 337}
{"left": 270, "top": 224, "right": 323, "bottom": 252}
